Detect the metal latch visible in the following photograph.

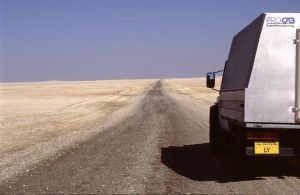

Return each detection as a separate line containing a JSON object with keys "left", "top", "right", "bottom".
{"left": 292, "top": 107, "right": 300, "bottom": 113}
{"left": 294, "top": 39, "right": 300, "bottom": 44}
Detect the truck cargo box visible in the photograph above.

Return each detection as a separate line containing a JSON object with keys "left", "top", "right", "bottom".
{"left": 220, "top": 13, "right": 300, "bottom": 125}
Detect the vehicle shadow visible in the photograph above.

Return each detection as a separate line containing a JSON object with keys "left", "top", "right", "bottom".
{"left": 161, "top": 143, "right": 300, "bottom": 183}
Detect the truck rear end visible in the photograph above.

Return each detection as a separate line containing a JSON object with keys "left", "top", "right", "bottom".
{"left": 207, "top": 13, "right": 300, "bottom": 175}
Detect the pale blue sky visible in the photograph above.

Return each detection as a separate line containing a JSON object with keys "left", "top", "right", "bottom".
{"left": 1, "top": 0, "right": 300, "bottom": 82}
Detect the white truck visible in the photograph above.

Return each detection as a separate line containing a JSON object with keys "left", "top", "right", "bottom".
{"left": 207, "top": 13, "right": 300, "bottom": 175}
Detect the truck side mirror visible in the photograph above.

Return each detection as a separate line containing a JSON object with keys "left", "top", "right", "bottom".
{"left": 206, "top": 72, "right": 215, "bottom": 88}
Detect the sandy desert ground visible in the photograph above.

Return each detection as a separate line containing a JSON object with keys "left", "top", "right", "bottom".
{"left": 164, "top": 77, "right": 221, "bottom": 102}
{"left": 0, "top": 80, "right": 155, "bottom": 155}
{"left": 0, "top": 78, "right": 220, "bottom": 157}
{"left": 2, "top": 77, "right": 300, "bottom": 194}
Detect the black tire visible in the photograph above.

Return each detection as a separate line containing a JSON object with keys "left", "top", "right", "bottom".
{"left": 230, "top": 124, "right": 253, "bottom": 178}
{"left": 209, "top": 104, "right": 224, "bottom": 153}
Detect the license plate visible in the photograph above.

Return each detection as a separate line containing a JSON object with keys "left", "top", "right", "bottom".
{"left": 254, "top": 141, "right": 279, "bottom": 154}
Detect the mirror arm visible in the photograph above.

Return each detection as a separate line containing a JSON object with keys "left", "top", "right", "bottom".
{"left": 211, "top": 88, "right": 220, "bottom": 92}
{"left": 213, "top": 70, "right": 223, "bottom": 74}
{"left": 207, "top": 69, "right": 223, "bottom": 91}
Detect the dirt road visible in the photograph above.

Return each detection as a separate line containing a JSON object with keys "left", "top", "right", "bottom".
{"left": 1, "top": 80, "right": 300, "bottom": 194}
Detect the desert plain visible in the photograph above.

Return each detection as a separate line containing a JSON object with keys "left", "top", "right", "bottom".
{"left": 0, "top": 79, "right": 156, "bottom": 155}
{"left": 2, "top": 78, "right": 300, "bottom": 194}
{"left": 0, "top": 78, "right": 220, "bottom": 157}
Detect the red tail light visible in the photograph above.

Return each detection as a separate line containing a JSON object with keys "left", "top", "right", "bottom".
{"left": 247, "top": 131, "right": 279, "bottom": 141}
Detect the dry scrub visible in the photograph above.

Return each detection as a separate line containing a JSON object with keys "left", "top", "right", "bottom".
{"left": 0, "top": 80, "right": 154, "bottom": 156}
{"left": 163, "top": 77, "right": 222, "bottom": 105}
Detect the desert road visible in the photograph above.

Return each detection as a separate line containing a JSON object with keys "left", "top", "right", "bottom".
{"left": 2, "top": 80, "right": 300, "bottom": 194}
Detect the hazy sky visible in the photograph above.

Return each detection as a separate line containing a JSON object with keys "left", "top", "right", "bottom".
{"left": 1, "top": 0, "right": 300, "bottom": 82}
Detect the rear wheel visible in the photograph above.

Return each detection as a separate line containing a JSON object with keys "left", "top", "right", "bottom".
{"left": 209, "top": 104, "right": 224, "bottom": 153}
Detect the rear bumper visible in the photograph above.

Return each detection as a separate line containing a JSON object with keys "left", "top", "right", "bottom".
{"left": 244, "top": 128, "right": 300, "bottom": 157}
{"left": 246, "top": 147, "right": 295, "bottom": 156}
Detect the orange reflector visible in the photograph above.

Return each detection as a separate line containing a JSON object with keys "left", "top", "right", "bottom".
{"left": 247, "top": 131, "right": 279, "bottom": 141}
